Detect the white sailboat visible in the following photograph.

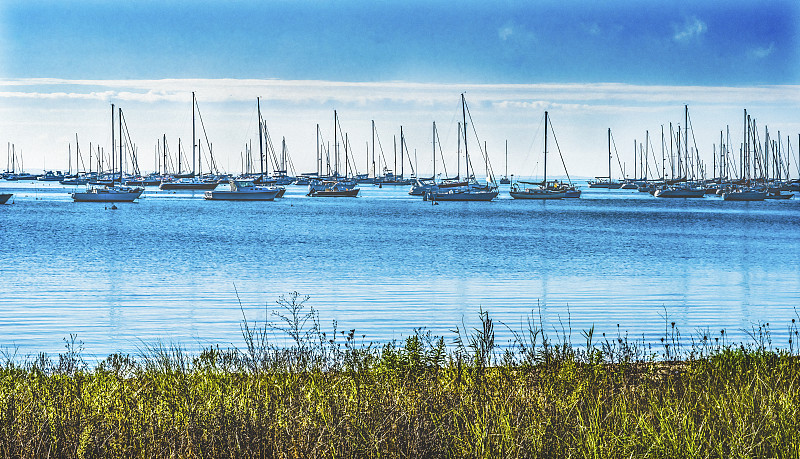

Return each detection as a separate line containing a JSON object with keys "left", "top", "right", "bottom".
{"left": 206, "top": 98, "right": 285, "bottom": 201}
{"left": 588, "top": 129, "right": 623, "bottom": 189}
{"left": 426, "top": 94, "right": 498, "bottom": 202}
{"left": 204, "top": 179, "right": 281, "bottom": 201}
{"left": 72, "top": 104, "right": 144, "bottom": 203}
{"left": 655, "top": 106, "right": 705, "bottom": 199}
{"left": 510, "top": 111, "right": 578, "bottom": 200}
{"left": 159, "top": 92, "right": 219, "bottom": 191}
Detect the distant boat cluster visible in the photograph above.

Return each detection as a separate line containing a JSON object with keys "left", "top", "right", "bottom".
{"left": 586, "top": 106, "right": 798, "bottom": 201}
{"left": 2, "top": 97, "right": 798, "bottom": 204}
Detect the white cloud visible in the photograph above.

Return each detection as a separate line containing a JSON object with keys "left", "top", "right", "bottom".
{"left": 1, "top": 78, "right": 798, "bottom": 178}
{"left": 2, "top": 78, "right": 799, "bottom": 109}
{"left": 584, "top": 22, "right": 601, "bottom": 36}
{"left": 499, "top": 23, "right": 514, "bottom": 40}
{"left": 748, "top": 43, "right": 776, "bottom": 59}
{"left": 673, "top": 17, "right": 707, "bottom": 43}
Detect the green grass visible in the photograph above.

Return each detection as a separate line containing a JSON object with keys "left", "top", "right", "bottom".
{"left": 0, "top": 293, "right": 798, "bottom": 458}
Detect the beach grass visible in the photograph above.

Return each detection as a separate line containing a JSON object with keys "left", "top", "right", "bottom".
{"left": 0, "top": 293, "right": 798, "bottom": 458}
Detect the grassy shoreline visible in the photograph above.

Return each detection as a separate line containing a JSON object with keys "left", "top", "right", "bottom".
{"left": 1, "top": 294, "right": 798, "bottom": 457}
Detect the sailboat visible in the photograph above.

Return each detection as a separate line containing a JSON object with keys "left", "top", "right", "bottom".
{"left": 654, "top": 106, "right": 705, "bottom": 198}
{"left": 588, "top": 129, "right": 623, "bottom": 189}
{"left": 308, "top": 110, "right": 360, "bottom": 197}
{"left": 425, "top": 94, "right": 498, "bottom": 202}
{"left": 160, "top": 92, "right": 219, "bottom": 191}
{"left": 499, "top": 141, "right": 511, "bottom": 184}
{"left": 409, "top": 121, "right": 447, "bottom": 196}
{"left": 72, "top": 104, "right": 144, "bottom": 202}
{"left": 60, "top": 135, "right": 90, "bottom": 185}
{"left": 510, "top": 111, "right": 577, "bottom": 200}
{"left": 0, "top": 193, "right": 11, "bottom": 204}
{"left": 205, "top": 98, "right": 283, "bottom": 201}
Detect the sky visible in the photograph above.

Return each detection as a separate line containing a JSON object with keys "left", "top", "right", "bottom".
{"left": 1, "top": 0, "right": 799, "bottom": 178}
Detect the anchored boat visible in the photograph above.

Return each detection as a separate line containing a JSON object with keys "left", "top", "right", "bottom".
{"left": 72, "top": 104, "right": 144, "bottom": 203}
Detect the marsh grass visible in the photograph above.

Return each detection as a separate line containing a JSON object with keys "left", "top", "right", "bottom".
{"left": 0, "top": 293, "right": 798, "bottom": 457}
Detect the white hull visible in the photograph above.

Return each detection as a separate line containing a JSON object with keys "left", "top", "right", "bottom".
{"left": 204, "top": 190, "right": 280, "bottom": 201}
{"left": 427, "top": 190, "right": 498, "bottom": 201}
{"left": 722, "top": 191, "right": 767, "bottom": 201}
{"left": 72, "top": 187, "right": 143, "bottom": 202}
{"left": 510, "top": 190, "right": 565, "bottom": 200}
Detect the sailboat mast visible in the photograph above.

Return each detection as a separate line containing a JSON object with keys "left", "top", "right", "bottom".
{"left": 400, "top": 126, "right": 405, "bottom": 179}
{"left": 543, "top": 111, "right": 549, "bottom": 184}
{"left": 461, "top": 94, "right": 469, "bottom": 180}
{"left": 118, "top": 107, "right": 123, "bottom": 184}
{"left": 608, "top": 128, "right": 612, "bottom": 182}
{"left": 457, "top": 122, "right": 461, "bottom": 180}
{"left": 684, "top": 105, "right": 688, "bottom": 181}
{"left": 661, "top": 126, "right": 666, "bottom": 182}
{"left": 192, "top": 92, "right": 196, "bottom": 177}
{"left": 334, "top": 110, "right": 338, "bottom": 177}
{"left": 744, "top": 109, "right": 748, "bottom": 182}
{"left": 258, "top": 97, "right": 264, "bottom": 181}
{"left": 111, "top": 104, "right": 115, "bottom": 186}
{"left": 371, "top": 120, "right": 375, "bottom": 179}
{"left": 433, "top": 121, "right": 436, "bottom": 180}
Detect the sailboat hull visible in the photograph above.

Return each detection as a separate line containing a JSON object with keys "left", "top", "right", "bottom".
{"left": 159, "top": 181, "right": 218, "bottom": 190}
{"left": 654, "top": 188, "right": 705, "bottom": 198}
{"left": 0, "top": 193, "right": 12, "bottom": 204}
{"left": 722, "top": 191, "right": 767, "bottom": 201}
{"left": 71, "top": 187, "right": 143, "bottom": 202}
{"left": 427, "top": 190, "right": 498, "bottom": 201}
{"left": 307, "top": 189, "right": 360, "bottom": 197}
{"left": 510, "top": 190, "right": 565, "bottom": 200}
{"left": 204, "top": 190, "right": 280, "bottom": 201}
{"left": 588, "top": 182, "right": 622, "bottom": 189}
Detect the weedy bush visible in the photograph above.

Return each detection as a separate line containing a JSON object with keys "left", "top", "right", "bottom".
{"left": 0, "top": 293, "right": 798, "bottom": 458}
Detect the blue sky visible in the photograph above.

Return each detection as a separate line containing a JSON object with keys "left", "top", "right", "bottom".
{"left": 1, "top": 1, "right": 798, "bottom": 177}
{"left": 3, "top": 0, "right": 797, "bottom": 84}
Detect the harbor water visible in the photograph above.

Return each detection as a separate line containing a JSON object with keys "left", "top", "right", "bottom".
{"left": 2, "top": 181, "right": 799, "bottom": 357}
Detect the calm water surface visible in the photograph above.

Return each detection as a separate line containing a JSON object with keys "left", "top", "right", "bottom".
{"left": 2, "top": 181, "right": 799, "bottom": 357}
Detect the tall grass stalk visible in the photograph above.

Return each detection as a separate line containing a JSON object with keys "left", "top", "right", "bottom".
{"left": 0, "top": 294, "right": 798, "bottom": 457}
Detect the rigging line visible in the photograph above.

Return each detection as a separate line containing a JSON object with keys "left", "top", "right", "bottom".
{"left": 193, "top": 98, "right": 220, "bottom": 175}
{"left": 663, "top": 127, "right": 674, "bottom": 178}
{"left": 463, "top": 99, "right": 496, "bottom": 184}
{"left": 374, "top": 125, "right": 389, "bottom": 172}
{"left": 119, "top": 111, "right": 140, "bottom": 176}
{"left": 76, "top": 136, "right": 87, "bottom": 173}
{"left": 686, "top": 110, "right": 702, "bottom": 172}
{"left": 164, "top": 137, "right": 176, "bottom": 175}
{"left": 609, "top": 131, "right": 625, "bottom": 178}
{"left": 434, "top": 123, "right": 449, "bottom": 178}
{"left": 520, "top": 113, "right": 545, "bottom": 178}
{"left": 401, "top": 133, "right": 415, "bottom": 176}
{"left": 283, "top": 142, "right": 297, "bottom": 176}
{"left": 263, "top": 122, "right": 280, "bottom": 173}
{"left": 546, "top": 117, "right": 573, "bottom": 186}
{"left": 317, "top": 129, "right": 333, "bottom": 175}
{"left": 792, "top": 137, "right": 800, "bottom": 176}
{"left": 349, "top": 137, "right": 360, "bottom": 176}
{"left": 647, "top": 134, "right": 660, "bottom": 179}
